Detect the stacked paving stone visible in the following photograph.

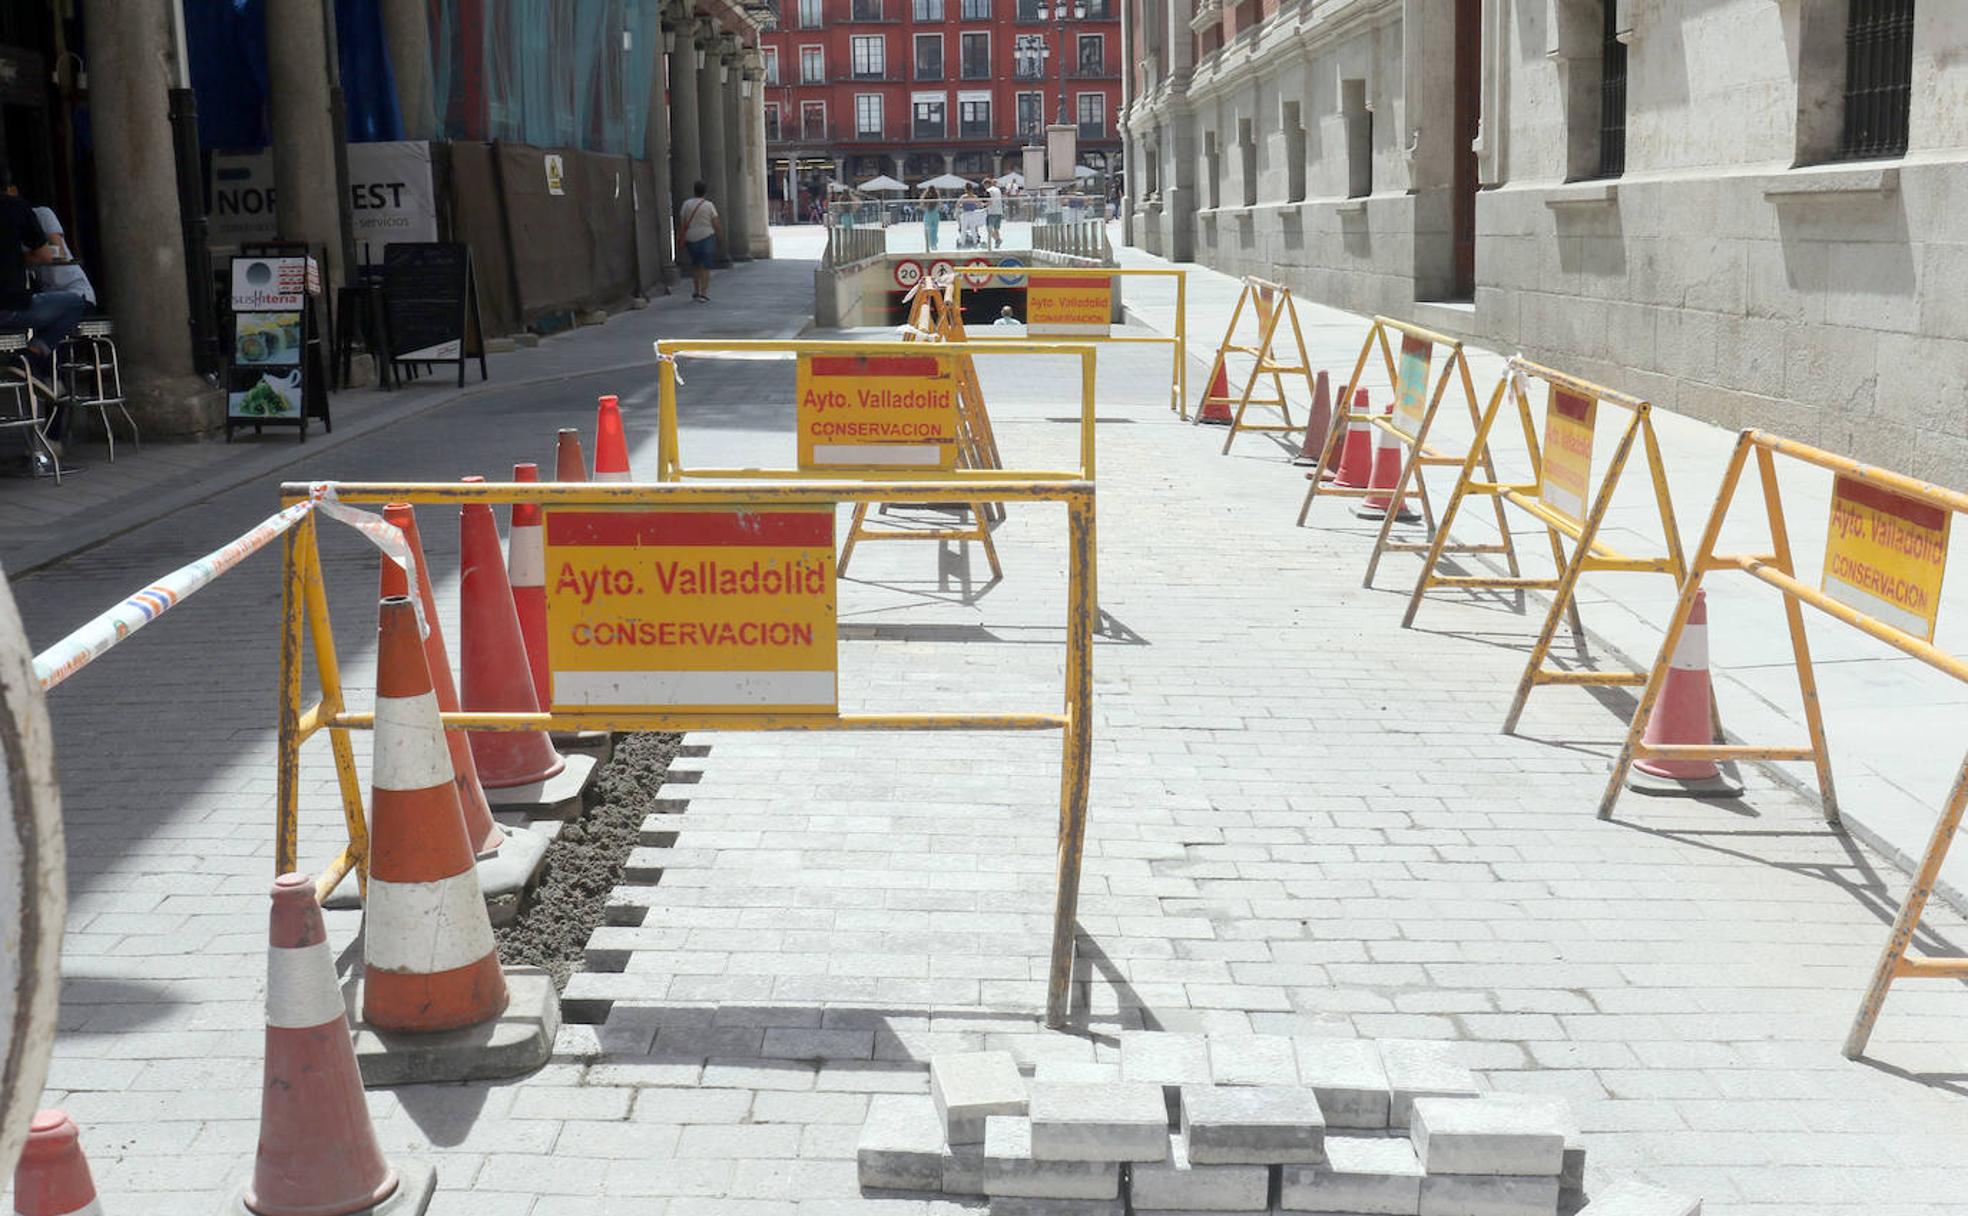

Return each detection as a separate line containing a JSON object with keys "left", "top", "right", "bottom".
{"left": 858, "top": 1035, "right": 1701, "bottom": 1215}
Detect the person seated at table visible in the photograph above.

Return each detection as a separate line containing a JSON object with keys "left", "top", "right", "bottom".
{"left": 30, "top": 204, "right": 95, "bottom": 307}
{"left": 0, "top": 162, "right": 85, "bottom": 398}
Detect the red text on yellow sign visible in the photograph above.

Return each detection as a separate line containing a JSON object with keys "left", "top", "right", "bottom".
{"left": 795, "top": 353, "right": 959, "bottom": 472}
{"left": 1027, "top": 275, "right": 1112, "bottom": 337}
{"left": 544, "top": 508, "right": 838, "bottom": 713}
{"left": 1822, "top": 475, "right": 1951, "bottom": 642}
{"left": 1539, "top": 388, "right": 1596, "bottom": 526}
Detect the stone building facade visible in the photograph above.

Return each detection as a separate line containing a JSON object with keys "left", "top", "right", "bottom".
{"left": 1121, "top": 0, "right": 1967, "bottom": 482}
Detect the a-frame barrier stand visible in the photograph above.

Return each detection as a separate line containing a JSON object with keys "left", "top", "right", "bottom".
{"left": 1196, "top": 276, "right": 1319, "bottom": 455}
{"left": 838, "top": 273, "right": 1005, "bottom": 579}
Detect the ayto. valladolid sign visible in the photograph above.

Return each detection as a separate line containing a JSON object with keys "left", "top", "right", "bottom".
{"left": 208, "top": 141, "right": 439, "bottom": 257}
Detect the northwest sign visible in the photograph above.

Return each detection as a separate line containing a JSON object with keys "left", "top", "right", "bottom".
{"left": 1821, "top": 475, "right": 1952, "bottom": 642}
{"left": 1027, "top": 274, "right": 1111, "bottom": 337}
{"left": 544, "top": 508, "right": 838, "bottom": 713}
{"left": 1393, "top": 335, "right": 1433, "bottom": 437}
{"left": 795, "top": 353, "right": 960, "bottom": 471}
{"left": 1538, "top": 388, "right": 1596, "bottom": 525}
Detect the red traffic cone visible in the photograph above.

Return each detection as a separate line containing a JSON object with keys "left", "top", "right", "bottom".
{"left": 509, "top": 464, "right": 550, "bottom": 708}
{"left": 380, "top": 503, "right": 504, "bottom": 859}
{"left": 241, "top": 874, "right": 415, "bottom": 1216}
{"left": 366, "top": 598, "right": 510, "bottom": 1033}
{"left": 458, "top": 477, "right": 569, "bottom": 792}
{"left": 1292, "top": 369, "right": 1332, "bottom": 467}
{"left": 594, "top": 395, "right": 632, "bottom": 481}
{"left": 1328, "top": 390, "right": 1374, "bottom": 488}
{"left": 1628, "top": 591, "right": 1744, "bottom": 797}
{"left": 554, "top": 428, "right": 588, "bottom": 482}
{"left": 1197, "top": 362, "right": 1234, "bottom": 425}
{"left": 1355, "top": 405, "right": 1420, "bottom": 522}
{"left": 13, "top": 1111, "right": 100, "bottom": 1216}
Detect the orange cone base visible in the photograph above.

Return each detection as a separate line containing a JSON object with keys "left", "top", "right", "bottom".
{"left": 353, "top": 966, "right": 559, "bottom": 1088}
{"left": 1625, "top": 760, "right": 1744, "bottom": 799}
{"left": 229, "top": 1157, "right": 435, "bottom": 1216}
{"left": 1352, "top": 498, "right": 1422, "bottom": 523}
{"left": 480, "top": 748, "right": 599, "bottom": 819}
{"left": 1197, "top": 400, "right": 1234, "bottom": 426}
{"left": 322, "top": 825, "right": 550, "bottom": 928}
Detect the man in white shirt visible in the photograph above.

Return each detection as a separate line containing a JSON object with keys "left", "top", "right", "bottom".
{"left": 677, "top": 180, "right": 724, "bottom": 303}
{"left": 31, "top": 207, "right": 94, "bottom": 306}
{"left": 984, "top": 178, "right": 1005, "bottom": 250}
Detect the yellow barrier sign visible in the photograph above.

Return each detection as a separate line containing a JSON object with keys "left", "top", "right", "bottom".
{"left": 543, "top": 507, "right": 839, "bottom": 713}
{"left": 1822, "top": 474, "right": 1951, "bottom": 642}
{"left": 1027, "top": 274, "right": 1112, "bottom": 338}
{"left": 1538, "top": 387, "right": 1596, "bottom": 525}
{"left": 1393, "top": 335, "right": 1433, "bottom": 436}
{"left": 795, "top": 352, "right": 959, "bottom": 471}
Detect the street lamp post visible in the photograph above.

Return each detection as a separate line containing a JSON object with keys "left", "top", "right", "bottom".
{"left": 1036, "top": 1, "right": 1087, "bottom": 127}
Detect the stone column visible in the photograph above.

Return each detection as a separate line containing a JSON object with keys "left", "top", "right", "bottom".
{"left": 266, "top": 0, "right": 347, "bottom": 292}
{"left": 720, "top": 41, "right": 752, "bottom": 262}
{"left": 646, "top": 39, "right": 676, "bottom": 287}
{"left": 1158, "top": 0, "right": 1198, "bottom": 261}
{"left": 695, "top": 21, "right": 731, "bottom": 265}
{"left": 380, "top": 0, "right": 435, "bottom": 139}
{"left": 80, "top": 0, "right": 215, "bottom": 435}
{"left": 743, "top": 55, "right": 773, "bottom": 258}
{"left": 670, "top": 14, "right": 703, "bottom": 211}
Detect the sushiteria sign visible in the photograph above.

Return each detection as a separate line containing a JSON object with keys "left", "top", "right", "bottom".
{"left": 544, "top": 508, "right": 839, "bottom": 713}
{"left": 795, "top": 353, "right": 960, "bottom": 471}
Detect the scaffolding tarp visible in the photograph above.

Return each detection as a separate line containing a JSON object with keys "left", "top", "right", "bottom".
{"left": 433, "top": 0, "right": 661, "bottom": 156}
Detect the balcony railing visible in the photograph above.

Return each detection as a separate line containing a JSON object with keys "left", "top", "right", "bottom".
{"left": 837, "top": 69, "right": 903, "bottom": 81}
{"left": 916, "top": 62, "right": 945, "bottom": 80}
{"left": 1077, "top": 121, "right": 1104, "bottom": 140}
{"left": 1013, "top": 62, "right": 1046, "bottom": 79}
{"left": 773, "top": 121, "right": 838, "bottom": 145}
{"left": 960, "top": 60, "right": 991, "bottom": 78}
{"left": 1069, "top": 64, "right": 1116, "bottom": 78}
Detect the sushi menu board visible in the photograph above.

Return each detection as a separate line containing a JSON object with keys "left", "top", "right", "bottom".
{"left": 225, "top": 256, "right": 330, "bottom": 442}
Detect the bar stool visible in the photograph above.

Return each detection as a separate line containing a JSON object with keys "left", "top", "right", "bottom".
{"left": 0, "top": 330, "right": 60, "bottom": 483}
{"left": 333, "top": 266, "right": 394, "bottom": 390}
{"left": 58, "top": 319, "right": 139, "bottom": 462}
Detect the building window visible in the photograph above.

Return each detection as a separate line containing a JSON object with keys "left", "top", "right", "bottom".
{"left": 913, "top": 94, "right": 947, "bottom": 138}
{"left": 1076, "top": 92, "right": 1103, "bottom": 139}
{"left": 1014, "top": 33, "right": 1047, "bottom": 79}
{"left": 914, "top": 0, "right": 945, "bottom": 17}
{"left": 1017, "top": 90, "right": 1045, "bottom": 138}
{"left": 852, "top": 35, "right": 887, "bottom": 77}
{"left": 1341, "top": 78, "right": 1371, "bottom": 198}
{"left": 960, "top": 31, "right": 990, "bottom": 78}
{"left": 802, "top": 102, "right": 828, "bottom": 141}
{"left": 962, "top": 0, "right": 991, "bottom": 17}
{"left": 851, "top": 0, "right": 882, "bottom": 19}
{"left": 1076, "top": 33, "right": 1103, "bottom": 76}
{"left": 1597, "top": 1, "right": 1627, "bottom": 177}
{"left": 960, "top": 95, "right": 992, "bottom": 137}
{"left": 764, "top": 103, "right": 782, "bottom": 141}
{"left": 915, "top": 33, "right": 943, "bottom": 79}
{"left": 763, "top": 47, "right": 780, "bottom": 84}
{"left": 799, "top": 0, "right": 823, "bottom": 26}
{"left": 1016, "top": 0, "right": 1041, "bottom": 19}
{"left": 1839, "top": 0, "right": 1914, "bottom": 160}
{"left": 800, "top": 45, "right": 825, "bottom": 83}
{"left": 856, "top": 93, "right": 884, "bottom": 136}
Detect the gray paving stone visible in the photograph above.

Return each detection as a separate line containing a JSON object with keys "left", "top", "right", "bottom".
{"left": 1417, "top": 1172, "right": 1560, "bottom": 1216}
{"left": 1278, "top": 1135, "right": 1422, "bottom": 1215}
{"left": 1034, "top": 1061, "right": 1123, "bottom": 1085}
{"left": 1409, "top": 1096, "right": 1565, "bottom": 1178}
{"left": 1207, "top": 1035, "right": 1300, "bottom": 1087}
{"left": 987, "top": 1198, "right": 1126, "bottom": 1216}
{"left": 1292, "top": 1039, "right": 1392, "bottom": 1130}
{"left": 1130, "top": 1131, "right": 1271, "bottom": 1211}
{"left": 1378, "top": 1041, "right": 1481, "bottom": 1129}
{"left": 1026, "top": 1081, "right": 1170, "bottom": 1163}
{"left": 857, "top": 1093, "right": 944, "bottom": 1191}
{"left": 1179, "top": 1084, "right": 1326, "bottom": 1165}
{"left": 944, "top": 1145, "right": 986, "bottom": 1195}
{"left": 931, "top": 1050, "right": 1029, "bottom": 1145}
{"left": 1120, "top": 1032, "right": 1214, "bottom": 1087}
{"left": 1577, "top": 1179, "right": 1701, "bottom": 1215}
{"left": 981, "top": 1115, "right": 1122, "bottom": 1200}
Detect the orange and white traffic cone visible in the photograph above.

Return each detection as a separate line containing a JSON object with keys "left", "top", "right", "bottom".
{"left": 458, "top": 477, "right": 595, "bottom": 814}
{"left": 13, "top": 1111, "right": 101, "bottom": 1216}
{"left": 365, "top": 597, "right": 509, "bottom": 1034}
{"left": 1627, "top": 590, "right": 1744, "bottom": 798}
{"left": 593, "top": 395, "right": 632, "bottom": 481}
{"left": 238, "top": 873, "right": 433, "bottom": 1216}
{"left": 554, "top": 428, "right": 588, "bottom": 482}
{"left": 1354, "top": 405, "right": 1420, "bottom": 522}
{"left": 1197, "top": 362, "right": 1234, "bottom": 425}
{"left": 507, "top": 464, "right": 549, "bottom": 707}
{"left": 379, "top": 503, "right": 503, "bottom": 860}
{"left": 1326, "top": 390, "right": 1374, "bottom": 488}
{"left": 1292, "top": 370, "right": 1332, "bottom": 467}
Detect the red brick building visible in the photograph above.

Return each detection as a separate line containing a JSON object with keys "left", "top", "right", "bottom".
{"left": 760, "top": 0, "right": 1123, "bottom": 219}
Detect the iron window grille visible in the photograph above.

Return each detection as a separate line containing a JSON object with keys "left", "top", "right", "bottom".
{"left": 1839, "top": 0, "right": 1914, "bottom": 160}
{"left": 1597, "top": 0, "right": 1627, "bottom": 177}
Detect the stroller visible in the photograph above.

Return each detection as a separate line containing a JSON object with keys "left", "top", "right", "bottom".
{"left": 956, "top": 208, "right": 986, "bottom": 249}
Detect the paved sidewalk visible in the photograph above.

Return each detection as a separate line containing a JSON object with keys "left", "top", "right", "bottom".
{"left": 1116, "top": 238, "right": 1968, "bottom": 912}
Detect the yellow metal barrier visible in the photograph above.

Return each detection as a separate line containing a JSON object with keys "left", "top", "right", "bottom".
{"left": 274, "top": 476, "right": 1099, "bottom": 1027}
{"left": 1298, "top": 317, "right": 1521, "bottom": 592}
{"left": 1592, "top": 432, "right": 1967, "bottom": 1058}
{"left": 1406, "top": 357, "right": 1691, "bottom": 732}
{"left": 1196, "top": 277, "right": 1319, "bottom": 454}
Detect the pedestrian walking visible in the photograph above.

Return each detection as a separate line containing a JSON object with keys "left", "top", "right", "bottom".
{"left": 921, "top": 185, "right": 943, "bottom": 252}
{"left": 984, "top": 176, "right": 1006, "bottom": 250}
{"left": 677, "top": 181, "right": 722, "bottom": 303}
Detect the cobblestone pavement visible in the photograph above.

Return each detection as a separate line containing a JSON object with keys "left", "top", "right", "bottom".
{"left": 10, "top": 232, "right": 1968, "bottom": 1215}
